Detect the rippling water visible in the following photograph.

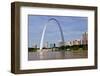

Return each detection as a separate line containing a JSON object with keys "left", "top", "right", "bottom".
{"left": 28, "top": 50, "right": 87, "bottom": 60}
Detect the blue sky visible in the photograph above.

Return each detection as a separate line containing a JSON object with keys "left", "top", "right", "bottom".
{"left": 28, "top": 15, "right": 88, "bottom": 48}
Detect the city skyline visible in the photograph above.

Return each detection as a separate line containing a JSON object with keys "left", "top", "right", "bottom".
{"left": 28, "top": 15, "right": 88, "bottom": 48}
{"left": 32, "top": 32, "right": 88, "bottom": 48}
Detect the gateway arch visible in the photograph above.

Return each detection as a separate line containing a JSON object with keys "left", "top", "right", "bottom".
{"left": 40, "top": 18, "right": 64, "bottom": 51}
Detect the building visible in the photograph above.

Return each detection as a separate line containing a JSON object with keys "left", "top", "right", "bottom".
{"left": 82, "top": 32, "right": 88, "bottom": 45}
{"left": 65, "top": 39, "right": 81, "bottom": 46}
{"left": 65, "top": 41, "right": 73, "bottom": 46}
{"left": 58, "top": 41, "right": 65, "bottom": 47}
{"left": 73, "top": 39, "right": 81, "bottom": 45}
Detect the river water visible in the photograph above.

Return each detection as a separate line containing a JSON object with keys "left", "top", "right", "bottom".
{"left": 28, "top": 50, "right": 88, "bottom": 60}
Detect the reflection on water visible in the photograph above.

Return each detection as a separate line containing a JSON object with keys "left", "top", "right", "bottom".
{"left": 28, "top": 50, "right": 88, "bottom": 60}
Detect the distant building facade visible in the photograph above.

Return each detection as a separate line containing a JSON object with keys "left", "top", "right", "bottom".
{"left": 58, "top": 41, "right": 65, "bottom": 47}
{"left": 65, "top": 41, "right": 72, "bottom": 46}
{"left": 65, "top": 39, "right": 81, "bottom": 46}
{"left": 73, "top": 39, "right": 81, "bottom": 45}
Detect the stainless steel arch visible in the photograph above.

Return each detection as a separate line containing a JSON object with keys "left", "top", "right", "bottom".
{"left": 40, "top": 18, "right": 64, "bottom": 50}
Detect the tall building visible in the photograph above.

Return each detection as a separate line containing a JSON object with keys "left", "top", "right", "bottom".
{"left": 82, "top": 32, "right": 88, "bottom": 45}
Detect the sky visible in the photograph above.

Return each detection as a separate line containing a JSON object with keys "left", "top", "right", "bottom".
{"left": 28, "top": 15, "right": 88, "bottom": 48}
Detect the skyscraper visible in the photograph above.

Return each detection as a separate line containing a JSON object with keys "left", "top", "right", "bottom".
{"left": 82, "top": 32, "right": 88, "bottom": 45}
